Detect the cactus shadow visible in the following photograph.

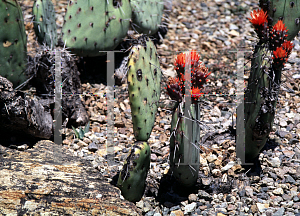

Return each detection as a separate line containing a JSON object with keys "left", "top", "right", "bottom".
{"left": 76, "top": 44, "right": 132, "bottom": 86}
{"left": 154, "top": 172, "right": 236, "bottom": 207}
{"left": 242, "top": 138, "right": 280, "bottom": 177}
{"left": 77, "top": 55, "right": 108, "bottom": 85}
{"left": 154, "top": 173, "right": 200, "bottom": 205}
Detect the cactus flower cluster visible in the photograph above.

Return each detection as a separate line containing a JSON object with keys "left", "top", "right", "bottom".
{"left": 249, "top": 9, "right": 294, "bottom": 65}
{"left": 166, "top": 50, "right": 210, "bottom": 103}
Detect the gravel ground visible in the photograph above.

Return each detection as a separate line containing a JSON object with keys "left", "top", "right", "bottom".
{"left": 18, "top": 0, "right": 300, "bottom": 215}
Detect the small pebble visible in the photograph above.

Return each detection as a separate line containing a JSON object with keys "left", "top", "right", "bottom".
{"left": 88, "top": 142, "right": 98, "bottom": 152}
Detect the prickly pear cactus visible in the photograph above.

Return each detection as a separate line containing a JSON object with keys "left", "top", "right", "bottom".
{"left": 127, "top": 35, "right": 162, "bottom": 141}
{"left": 169, "top": 102, "right": 200, "bottom": 187}
{"left": 260, "top": 0, "right": 300, "bottom": 41}
{"left": 117, "top": 141, "right": 151, "bottom": 202}
{"left": 0, "top": 0, "right": 27, "bottom": 88}
{"left": 62, "top": 0, "right": 131, "bottom": 57}
{"left": 32, "top": 0, "right": 57, "bottom": 48}
{"left": 130, "top": 0, "right": 164, "bottom": 35}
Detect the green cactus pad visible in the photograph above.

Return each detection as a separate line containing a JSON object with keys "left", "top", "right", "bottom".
{"left": 62, "top": 0, "right": 131, "bottom": 57}
{"left": 127, "top": 35, "right": 162, "bottom": 141}
{"left": 117, "top": 141, "right": 151, "bottom": 202}
{"left": 260, "top": 0, "right": 300, "bottom": 41}
{"left": 32, "top": 0, "right": 57, "bottom": 48}
{"left": 0, "top": 0, "right": 27, "bottom": 88}
{"left": 131, "top": 0, "right": 164, "bottom": 35}
{"left": 170, "top": 103, "right": 200, "bottom": 187}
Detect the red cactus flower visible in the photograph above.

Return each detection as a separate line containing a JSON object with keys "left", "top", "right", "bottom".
{"left": 282, "top": 40, "right": 293, "bottom": 56}
{"left": 174, "top": 53, "right": 186, "bottom": 71}
{"left": 167, "top": 50, "right": 209, "bottom": 103}
{"left": 248, "top": 9, "right": 268, "bottom": 26}
{"left": 191, "top": 87, "right": 203, "bottom": 101}
{"left": 273, "top": 47, "right": 287, "bottom": 60}
{"left": 272, "top": 20, "right": 287, "bottom": 32}
{"left": 174, "top": 50, "right": 201, "bottom": 73}
{"left": 269, "top": 20, "right": 289, "bottom": 51}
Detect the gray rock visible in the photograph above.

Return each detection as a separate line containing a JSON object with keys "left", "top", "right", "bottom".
{"left": 285, "top": 175, "right": 296, "bottom": 184}
{"left": 270, "top": 157, "right": 281, "bottom": 168}
{"left": 198, "top": 190, "right": 212, "bottom": 200}
{"left": 274, "top": 208, "right": 285, "bottom": 216}
{"left": 184, "top": 203, "right": 197, "bottom": 214}
{"left": 88, "top": 142, "right": 98, "bottom": 151}
{"left": 229, "top": 24, "right": 239, "bottom": 30}
{"left": 188, "top": 194, "right": 198, "bottom": 202}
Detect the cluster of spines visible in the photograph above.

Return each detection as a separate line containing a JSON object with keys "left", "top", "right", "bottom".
{"left": 166, "top": 50, "right": 210, "bottom": 103}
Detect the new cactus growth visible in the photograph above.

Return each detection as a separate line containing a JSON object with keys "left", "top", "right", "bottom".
{"left": 244, "top": 3, "right": 297, "bottom": 162}
{"left": 62, "top": 0, "right": 132, "bottom": 57}
{"left": 130, "top": 0, "right": 164, "bottom": 35}
{"left": 127, "top": 35, "right": 162, "bottom": 141}
{"left": 117, "top": 141, "right": 151, "bottom": 202}
{"left": 167, "top": 51, "right": 210, "bottom": 187}
{"left": 0, "top": 0, "right": 27, "bottom": 88}
{"left": 32, "top": 0, "right": 57, "bottom": 48}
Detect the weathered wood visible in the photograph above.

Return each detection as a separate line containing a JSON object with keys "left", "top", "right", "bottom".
{"left": 0, "top": 76, "right": 53, "bottom": 139}
{"left": 0, "top": 140, "right": 140, "bottom": 215}
{"left": 27, "top": 47, "right": 89, "bottom": 128}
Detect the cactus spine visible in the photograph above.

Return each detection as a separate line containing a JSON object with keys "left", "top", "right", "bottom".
{"left": 244, "top": 1, "right": 298, "bottom": 162}
{"left": 32, "top": 0, "right": 57, "bottom": 48}
{"left": 0, "top": 0, "right": 27, "bottom": 88}
{"left": 117, "top": 35, "right": 162, "bottom": 202}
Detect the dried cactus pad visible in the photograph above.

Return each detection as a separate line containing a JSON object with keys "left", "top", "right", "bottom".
{"left": 62, "top": 0, "right": 132, "bottom": 57}
{"left": 0, "top": 0, "right": 27, "bottom": 88}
